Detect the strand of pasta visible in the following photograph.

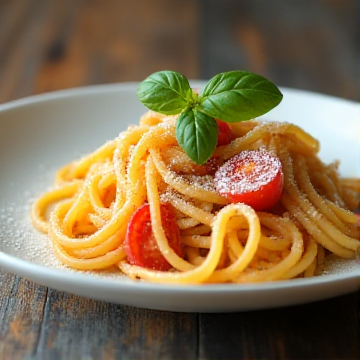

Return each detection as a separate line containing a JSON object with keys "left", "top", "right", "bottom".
{"left": 325, "top": 200, "right": 358, "bottom": 224}
{"left": 118, "top": 203, "right": 261, "bottom": 283}
{"left": 31, "top": 181, "right": 81, "bottom": 233}
{"left": 150, "top": 148, "right": 227, "bottom": 205}
{"left": 181, "top": 235, "right": 211, "bottom": 249}
{"left": 233, "top": 215, "right": 303, "bottom": 282}
{"left": 185, "top": 247, "right": 205, "bottom": 266}
{"left": 88, "top": 171, "right": 115, "bottom": 221}
{"left": 280, "top": 236, "right": 318, "bottom": 279}
{"left": 180, "top": 224, "right": 212, "bottom": 236}
{"left": 308, "top": 170, "right": 346, "bottom": 207}
{"left": 47, "top": 199, "right": 127, "bottom": 268}
{"left": 165, "top": 192, "right": 215, "bottom": 226}
{"left": 62, "top": 183, "right": 92, "bottom": 237}
{"left": 293, "top": 154, "right": 356, "bottom": 234}
{"left": 66, "top": 226, "right": 126, "bottom": 259}
{"left": 53, "top": 241, "right": 127, "bottom": 270}
{"left": 126, "top": 122, "right": 177, "bottom": 186}
{"left": 341, "top": 178, "right": 360, "bottom": 193}
{"left": 221, "top": 122, "right": 319, "bottom": 160}
{"left": 281, "top": 192, "right": 355, "bottom": 258}
{"left": 303, "top": 258, "right": 317, "bottom": 277}
{"left": 206, "top": 216, "right": 261, "bottom": 283}
{"left": 112, "top": 125, "right": 150, "bottom": 212}
{"left": 277, "top": 145, "right": 359, "bottom": 255}
{"left": 48, "top": 159, "right": 147, "bottom": 251}
{"left": 145, "top": 154, "right": 195, "bottom": 272}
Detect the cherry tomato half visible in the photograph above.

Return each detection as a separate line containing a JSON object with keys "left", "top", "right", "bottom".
{"left": 214, "top": 150, "right": 284, "bottom": 211}
{"left": 216, "top": 119, "right": 234, "bottom": 147}
{"left": 124, "top": 203, "right": 183, "bottom": 271}
{"left": 204, "top": 155, "right": 224, "bottom": 175}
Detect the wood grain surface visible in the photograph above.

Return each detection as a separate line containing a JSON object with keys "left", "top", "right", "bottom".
{"left": 0, "top": 1, "right": 359, "bottom": 359}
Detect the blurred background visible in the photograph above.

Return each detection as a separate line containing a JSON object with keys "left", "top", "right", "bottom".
{"left": 0, "top": 0, "right": 359, "bottom": 102}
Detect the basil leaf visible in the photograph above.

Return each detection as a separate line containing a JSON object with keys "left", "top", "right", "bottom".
{"left": 175, "top": 108, "right": 218, "bottom": 165}
{"left": 199, "top": 70, "right": 283, "bottom": 122}
{"left": 137, "top": 70, "right": 192, "bottom": 115}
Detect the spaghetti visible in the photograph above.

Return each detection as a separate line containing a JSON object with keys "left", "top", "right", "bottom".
{"left": 31, "top": 110, "right": 360, "bottom": 283}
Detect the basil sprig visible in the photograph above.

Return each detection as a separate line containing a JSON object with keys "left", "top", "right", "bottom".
{"left": 137, "top": 70, "right": 283, "bottom": 165}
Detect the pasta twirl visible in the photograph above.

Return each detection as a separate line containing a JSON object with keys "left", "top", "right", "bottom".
{"left": 31, "top": 111, "right": 360, "bottom": 283}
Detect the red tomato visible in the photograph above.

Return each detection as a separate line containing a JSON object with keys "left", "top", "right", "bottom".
{"left": 204, "top": 155, "right": 224, "bottom": 175}
{"left": 124, "top": 203, "right": 183, "bottom": 271}
{"left": 216, "top": 119, "right": 234, "bottom": 147}
{"left": 214, "top": 150, "right": 284, "bottom": 211}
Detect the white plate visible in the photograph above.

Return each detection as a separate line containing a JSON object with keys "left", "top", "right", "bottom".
{"left": 0, "top": 83, "right": 359, "bottom": 313}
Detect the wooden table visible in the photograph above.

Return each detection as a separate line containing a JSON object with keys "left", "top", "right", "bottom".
{"left": 0, "top": 1, "right": 359, "bottom": 359}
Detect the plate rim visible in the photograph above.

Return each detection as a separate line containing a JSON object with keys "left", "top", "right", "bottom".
{"left": 0, "top": 249, "right": 359, "bottom": 292}
{"left": 0, "top": 82, "right": 359, "bottom": 114}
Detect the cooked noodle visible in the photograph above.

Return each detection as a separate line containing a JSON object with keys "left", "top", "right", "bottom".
{"left": 31, "top": 111, "right": 360, "bottom": 283}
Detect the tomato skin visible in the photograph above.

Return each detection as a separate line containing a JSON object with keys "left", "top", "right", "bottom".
{"left": 124, "top": 203, "right": 183, "bottom": 271}
{"left": 216, "top": 119, "right": 234, "bottom": 147}
{"left": 201, "top": 119, "right": 234, "bottom": 175}
{"left": 204, "top": 155, "right": 224, "bottom": 175}
{"left": 214, "top": 150, "right": 284, "bottom": 211}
